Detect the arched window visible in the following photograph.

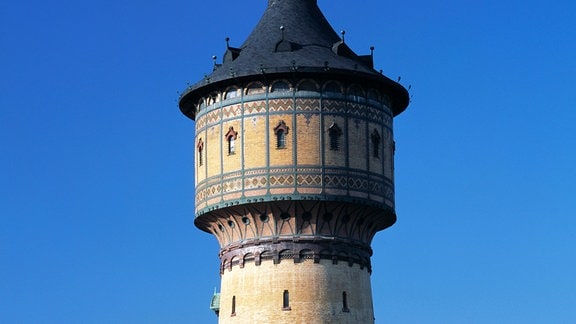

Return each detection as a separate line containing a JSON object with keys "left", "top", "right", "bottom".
{"left": 246, "top": 82, "right": 265, "bottom": 95}
{"left": 328, "top": 122, "right": 342, "bottom": 151}
{"left": 371, "top": 129, "right": 381, "bottom": 158}
{"left": 297, "top": 80, "right": 318, "bottom": 92}
{"left": 208, "top": 93, "right": 219, "bottom": 105}
{"left": 274, "top": 120, "right": 289, "bottom": 149}
{"left": 198, "top": 98, "right": 207, "bottom": 109}
{"left": 225, "top": 87, "right": 239, "bottom": 99}
{"left": 282, "top": 290, "right": 291, "bottom": 310}
{"left": 225, "top": 126, "right": 238, "bottom": 155}
{"left": 271, "top": 81, "right": 291, "bottom": 92}
{"left": 348, "top": 85, "right": 364, "bottom": 103}
{"left": 323, "top": 81, "right": 342, "bottom": 95}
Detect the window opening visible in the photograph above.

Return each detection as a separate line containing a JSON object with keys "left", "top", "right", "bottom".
{"left": 231, "top": 295, "right": 236, "bottom": 316}
{"left": 225, "top": 126, "right": 238, "bottom": 155}
{"left": 271, "top": 81, "right": 291, "bottom": 92}
{"left": 367, "top": 89, "right": 379, "bottom": 101}
{"left": 228, "top": 136, "right": 235, "bottom": 154}
{"left": 297, "top": 80, "right": 318, "bottom": 92}
{"left": 328, "top": 122, "right": 342, "bottom": 151}
{"left": 225, "top": 88, "right": 238, "bottom": 99}
{"left": 342, "top": 291, "right": 350, "bottom": 312}
{"left": 197, "top": 138, "right": 204, "bottom": 166}
{"left": 282, "top": 290, "right": 291, "bottom": 310}
{"left": 274, "top": 120, "right": 289, "bottom": 149}
{"left": 246, "top": 83, "right": 265, "bottom": 95}
{"left": 277, "top": 130, "right": 285, "bottom": 148}
{"left": 348, "top": 86, "right": 363, "bottom": 103}
{"left": 323, "top": 82, "right": 341, "bottom": 95}
{"left": 371, "top": 129, "right": 381, "bottom": 158}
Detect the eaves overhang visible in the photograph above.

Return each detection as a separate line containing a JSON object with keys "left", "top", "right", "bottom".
{"left": 178, "top": 67, "right": 408, "bottom": 120}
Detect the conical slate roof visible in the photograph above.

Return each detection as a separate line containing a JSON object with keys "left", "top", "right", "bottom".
{"left": 179, "top": 0, "right": 408, "bottom": 118}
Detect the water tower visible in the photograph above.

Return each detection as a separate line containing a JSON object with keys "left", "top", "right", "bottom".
{"left": 179, "top": 1, "right": 409, "bottom": 322}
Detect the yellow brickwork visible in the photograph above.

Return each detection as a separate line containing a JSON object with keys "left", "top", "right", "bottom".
{"left": 269, "top": 115, "right": 293, "bottom": 166}
{"left": 323, "top": 116, "right": 346, "bottom": 168}
{"left": 206, "top": 125, "right": 222, "bottom": 179}
{"left": 295, "top": 115, "right": 321, "bottom": 166}
{"left": 348, "top": 120, "right": 367, "bottom": 171}
{"left": 243, "top": 115, "right": 268, "bottom": 170}
{"left": 222, "top": 123, "right": 242, "bottom": 174}
{"left": 218, "top": 261, "right": 374, "bottom": 324}
{"left": 191, "top": 87, "right": 395, "bottom": 323}
{"left": 195, "top": 129, "right": 207, "bottom": 186}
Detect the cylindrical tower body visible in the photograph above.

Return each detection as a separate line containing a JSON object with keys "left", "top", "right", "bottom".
{"left": 179, "top": 0, "right": 408, "bottom": 323}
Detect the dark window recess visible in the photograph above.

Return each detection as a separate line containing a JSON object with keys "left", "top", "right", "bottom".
{"left": 197, "top": 138, "right": 204, "bottom": 166}
{"left": 328, "top": 122, "right": 343, "bottom": 151}
{"left": 323, "top": 82, "right": 341, "bottom": 95}
{"left": 342, "top": 291, "right": 350, "bottom": 312}
{"left": 277, "top": 130, "right": 286, "bottom": 148}
{"left": 260, "top": 214, "right": 269, "bottom": 223}
{"left": 371, "top": 129, "right": 381, "bottom": 158}
{"left": 271, "top": 81, "right": 290, "bottom": 92}
{"left": 280, "top": 212, "right": 291, "bottom": 221}
{"left": 297, "top": 80, "right": 317, "bottom": 92}
{"left": 282, "top": 290, "right": 291, "bottom": 310}
{"left": 348, "top": 86, "right": 363, "bottom": 103}
{"left": 274, "top": 120, "right": 289, "bottom": 149}
{"left": 231, "top": 295, "right": 236, "bottom": 316}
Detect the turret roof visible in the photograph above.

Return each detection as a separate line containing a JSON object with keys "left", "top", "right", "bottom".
{"left": 179, "top": 0, "right": 408, "bottom": 118}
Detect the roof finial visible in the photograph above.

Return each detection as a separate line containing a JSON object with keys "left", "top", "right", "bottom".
{"left": 340, "top": 30, "right": 346, "bottom": 43}
{"left": 370, "top": 46, "right": 375, "bottom": 57}
{"left": 212, "top": 55, "right": 219, "bottom": 71}
{"left": 280, "top": 25, "right": 285, "bottom": 41}
{"left": 225, "top": 37, "right": 230, "bottom": 48}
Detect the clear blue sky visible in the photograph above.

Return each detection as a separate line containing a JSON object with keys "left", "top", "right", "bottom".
{"left": 1, "top": 0, "right": 575, "bottom": 323}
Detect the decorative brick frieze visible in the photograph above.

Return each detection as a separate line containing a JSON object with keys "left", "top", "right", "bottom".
{"left": 219, "top": 238, "right": 373, "bottom": 274}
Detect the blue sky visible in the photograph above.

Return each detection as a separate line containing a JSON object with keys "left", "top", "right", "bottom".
{"left": 1, "top": 0, "right": 575, "bottom": 323}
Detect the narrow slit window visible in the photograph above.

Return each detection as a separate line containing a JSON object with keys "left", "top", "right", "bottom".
{"left": 282, "top": 290, "right": 291, "bottom": 310}
{"left": 228, "top": 136, "right": 235, "bottom": 154}
{"left": 197, "top": 138, "right": 204, "bottom": 166}
{"left": 231, "top": 295, "right": 236, "bottom": 316}
{"left": 342, "top": 291, "right": 349, "bottom": 312}
{"left": 199, "top": 146, "right": 203, "bottom": 165}
{"left": 274, "top": 120, "right": 289, "bottom": 149}
{"left": 277, "top": 130, "right": 285, "bottom": 148}
{"left": 328, "top": 122, "right": 342, "bottom": 151}
{"left": 225, "top": 126, "right": 238, "bottom": 155}
{"left": 371, "top": 129, "right": 381, "bottom": 158}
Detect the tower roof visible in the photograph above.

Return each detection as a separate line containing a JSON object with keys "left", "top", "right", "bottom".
{"left": 179, "top": 0, "right": 409, "bottom": 118}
